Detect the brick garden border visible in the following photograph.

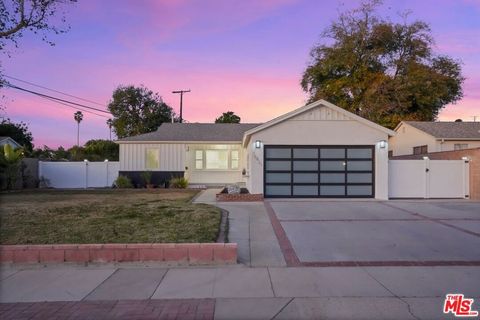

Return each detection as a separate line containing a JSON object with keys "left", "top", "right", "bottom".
{"left": 216, "top": 193, "right": 263, "bottom": 202}
{"left": 0, "top": 243, "right": 237, "bottom": 265}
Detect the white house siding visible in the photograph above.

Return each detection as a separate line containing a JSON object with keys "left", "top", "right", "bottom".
{"left": 185, "top": 143, "right": 245, "bottom": 185}
{"left": 437, "top": 140, "right": 480, "bottom": 152}
{"left": 388, "top": 123, "right": 437, "bottom": 156}
{"left": 246, "top": 107, "right": 389, "bottom": 199}
{"left": 119, "top": 143, "right": 186, "bottom": 171}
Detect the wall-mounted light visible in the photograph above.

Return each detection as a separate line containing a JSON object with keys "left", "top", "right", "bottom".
{"left": 379, "top": 140, "right": 387, "bottom": 149}
{"left": 84, "top": 159, "right": 88, "bottom": 162}
{"left": 422, "top": 156, "right": 429, "bottom": 160}
{"left": 104, "top": 159, "right": 109, "bottom": 162}
{"left": 461, "top": 156, "right": 470, "bottom": 161}
{"left": 255, "top": 140, "right": 261, "bottom": 149}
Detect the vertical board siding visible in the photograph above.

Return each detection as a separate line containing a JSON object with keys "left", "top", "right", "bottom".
{"left": 292, "top": 106, "right": 351, "bottom": 121}
{"left": 119, "top": 143, "right": 186, "bottom": 171}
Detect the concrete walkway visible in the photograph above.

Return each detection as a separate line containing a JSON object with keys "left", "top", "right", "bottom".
{"left": 1, "top": 265, "right": 479, "bottom": 319}
{"left": 193, "top": 189, "right": 286, "bottom": 267}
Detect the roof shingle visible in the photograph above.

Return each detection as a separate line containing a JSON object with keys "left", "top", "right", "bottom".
{"left": 117, "top": 123, "right": 261, "bottom": 142}
{"left": 404, "top": 121, "right": 480, "bottom": 139}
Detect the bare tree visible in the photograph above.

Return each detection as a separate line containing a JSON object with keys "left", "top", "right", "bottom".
{"left": 0, "top": 0, "right": 76, "bottom": 50}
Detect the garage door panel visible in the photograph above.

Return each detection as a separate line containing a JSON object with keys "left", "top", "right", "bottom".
{"left": 293, "top": 161, "right": 317, "bottom": 171}
{"left": 347, "top": 185, "right": 372, "bottom": 196}
{"left": 347, "top": 148, "right": 372, "bottom": 158}
{"left": 266, "top": 185, "right": 291, "bottom": 196}
{"left": 293, "top": 148, "right": 318, "bottom": 158}
{"left": 347, "top": 160, "right": 372, "bottom": 171}
{"left": 293, "top": 185, "right": 318, "bottom": 196}
{"left": 266, "top": 160, "right": 291, "bottom": 171}
{"left": 293, "top": 173, "right": 318, "bottom": 183}
{"left": 266, "top": 148, "right": 291, "bottom": 158}
{"left": 320, "top": 185, "right": 346, "bottom": 196}
{"left": 320, "top": 161, "right": 345, "bottom": 171}
{"left": 320, "top": 173, "right": 345, "bottom": 183}
{"left": 264, "top": 145, "right": 374, "bottom": 198}
{"left": 347, "top": 173, "right": 372, "bottom": 183}
{"left": 320, "top": 148, "right": 345, "bottom": 158}
{"left": 266, "top": 173, "right": 291, "bottom": 183}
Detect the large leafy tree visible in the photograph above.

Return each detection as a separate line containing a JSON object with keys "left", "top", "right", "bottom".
{"left": 301, "top": 0, "right": 464, "bottom": 128}
{"left": 0, "top": 118, "right": 33, "bottom": 152}
{"left": 108, "top": 85, "right": 176, "bottom": 138}
{"left": 215, "top": 111, "right": 241, "bottom": 123}
{"left": 84, "top": 139, "right": 118, "bottom": 161}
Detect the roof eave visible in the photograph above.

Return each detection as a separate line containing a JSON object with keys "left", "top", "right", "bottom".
{"left": 116, "top": 140, "right": 243, "bottom": 144}
{"left": 435, "top": 138, "right": 480, "bottom": 141}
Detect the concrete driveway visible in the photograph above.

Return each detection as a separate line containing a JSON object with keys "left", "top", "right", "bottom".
{"left": 268, "top": 200, "right": 480, "bottom": 264}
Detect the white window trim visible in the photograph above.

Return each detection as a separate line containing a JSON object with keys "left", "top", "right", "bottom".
{"left": 193, "top": 149, "right": 241, "bottom": 171}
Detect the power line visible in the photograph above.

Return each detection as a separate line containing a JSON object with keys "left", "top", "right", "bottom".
{"left": 4, "top": 83, "right": 111, "bottom": 115}
{"left": 42, "top": 95, "right": 110, "bottom": 118}
{"left": 4, "top": 74, "right": 105, "bottom": 107}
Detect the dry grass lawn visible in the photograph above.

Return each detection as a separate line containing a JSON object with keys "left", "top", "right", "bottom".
{"left": 0, "top": 189, "right": 221, "bottom": 245}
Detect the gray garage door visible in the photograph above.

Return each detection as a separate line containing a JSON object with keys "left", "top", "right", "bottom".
{"left": 264, "top": 146, "right": 374, "bottom": 198}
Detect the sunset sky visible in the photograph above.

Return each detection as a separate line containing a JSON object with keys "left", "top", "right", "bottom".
{"left": 2, "top": 0, "right": 480, "bottom": 148}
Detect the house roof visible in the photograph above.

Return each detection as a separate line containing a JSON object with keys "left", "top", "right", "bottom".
{"left": 0, "top": 136, "right": 22, "bottom": 147}
{"left": 402, "top": 121, "right": 480, "bottom": 140}
{"left": 117, "top": 123, "right": 261, "bottom": 143}
{"left": 242, "top": 99, "right": 396, "bottom": 146}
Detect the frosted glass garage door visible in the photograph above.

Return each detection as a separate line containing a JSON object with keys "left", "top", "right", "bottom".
{"left": 264, "top": 146, "right": 374, "bottom": 198}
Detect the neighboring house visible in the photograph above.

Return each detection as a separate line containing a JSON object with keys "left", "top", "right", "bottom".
{"left": 117, "top": 100, "right": 395, "bottom": 199}
{"left": 389, "top": 121, "right": 480, "bottom": 157}
{"left": 0, "top": 136, "right": 22, "bottom": 149}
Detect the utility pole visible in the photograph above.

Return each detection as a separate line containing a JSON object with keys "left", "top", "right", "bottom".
{"left": 172, "top": 89, "right": 191, "bottom": 123}
{"left": 472, "top": 116, "right": 478, "bottom": 122}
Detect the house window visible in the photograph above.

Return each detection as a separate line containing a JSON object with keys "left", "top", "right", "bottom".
{"left": 195, "top": 150, "right": 203, "bottom": 169}
{"left": 413, "top": 145, "right": 428, "bottom": 155}
{"left": 145, "top": 149, "right": 159, "bottom": 169}
{"left": 231, "top": 150, "right": 239, "bottom": 169}
{"left": 454, "top": 144, "right": 468, "bottom": 150}
{"left": 206, "top": 150, "right": 229, "bottom": 169}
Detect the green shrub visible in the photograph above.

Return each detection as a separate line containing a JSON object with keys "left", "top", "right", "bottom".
{"left": 115, "top": 175, "right": 133, "bottom": 188}
{"left": 141, "top": 171, "right": 152, "bottom": 185}
{"left": 170, "top": 177, "right": 188, "bottom": 189}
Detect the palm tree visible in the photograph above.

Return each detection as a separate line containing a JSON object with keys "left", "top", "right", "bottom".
{"left": 74, "top": 111, "right": 83, "bottom": 146}
{"left": 106, "top": 118, "right": 113, "bottom": 140}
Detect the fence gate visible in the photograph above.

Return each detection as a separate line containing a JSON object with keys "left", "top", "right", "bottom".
{"left": 389, "top": 159, "right": 469, "bottom": 199}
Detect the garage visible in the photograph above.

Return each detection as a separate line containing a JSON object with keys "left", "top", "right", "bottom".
{"left": 264, "top": 145, "right": 374, "bottom": 198}
{"left": 243, "top": 100, "right": 394, "bottom": 199}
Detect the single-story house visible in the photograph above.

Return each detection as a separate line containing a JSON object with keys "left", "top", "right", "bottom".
{"left": 389, "top": 121, "right": 480, "bottom": 157}
{"left": 117, "top": 100, "right": 395, "bottom": 199}
{"left": 0, "top": 136, "right": 22, "bottom": 149}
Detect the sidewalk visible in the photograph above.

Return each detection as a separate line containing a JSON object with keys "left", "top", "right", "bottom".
{"left": 193, "top": 189, "right": 285, "bottom": 267}
{"left": 2, "top": 264, "right": 480, "bottom": 319}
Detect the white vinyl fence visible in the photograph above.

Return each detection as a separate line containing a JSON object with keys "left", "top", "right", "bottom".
{"left": 39, "top": 161, "right": 119, "bottom": 188}
{"left": 389, "top": 159, "right": 469, "bottom": 198}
